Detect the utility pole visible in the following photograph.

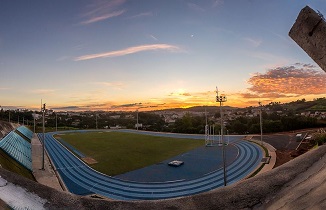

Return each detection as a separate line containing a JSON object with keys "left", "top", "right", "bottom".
{"left": 55, "top": 112, "right": 57, "bottom": 132}
{"left": 216, "top": 87, "right": 227, "bottom": 186}
{"left": 41, "top": 103, "right": 46, "bottom": 170}
{"left": 33, "top": 112, "right": 35, "bottom": 133}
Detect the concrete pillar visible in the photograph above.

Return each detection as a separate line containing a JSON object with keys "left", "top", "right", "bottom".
{"left": 289, "top": 6, "right": 326, "bottom": 72}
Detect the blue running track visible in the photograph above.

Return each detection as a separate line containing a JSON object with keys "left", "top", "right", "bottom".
{"left": 39, "top": 130, "right": 262, "bottom": 200}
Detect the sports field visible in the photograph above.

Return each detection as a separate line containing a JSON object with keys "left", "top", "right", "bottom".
{"left": 54, "top": 131, "right": 204, "bottom": 176}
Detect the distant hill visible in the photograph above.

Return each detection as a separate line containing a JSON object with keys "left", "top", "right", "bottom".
{"left": 152, "top": 106, "right": 237, "bottom": 113}
{"left": 283, "top": 98, "right": 326, "bottom": 112}
{"left": 151, "top": 98, "right": 326, "bottom": 114}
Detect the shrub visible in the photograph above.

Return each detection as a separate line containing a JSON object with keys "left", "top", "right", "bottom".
{"left": 313, "top": 133, "right": 326, "bottom": 146}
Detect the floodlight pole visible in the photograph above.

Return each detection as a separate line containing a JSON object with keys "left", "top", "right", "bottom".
{"left": 216, "top": 87, "right": 227, "bottom": 186}
{"left": 41, "top": 103, "right": 46, "bottom": 170}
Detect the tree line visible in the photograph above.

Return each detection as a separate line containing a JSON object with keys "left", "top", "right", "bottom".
{"left": 0, "top": 104, "right": 325, "bottom": 135}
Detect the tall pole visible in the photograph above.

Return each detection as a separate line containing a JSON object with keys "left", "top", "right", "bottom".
{"left": 136, "top": 109, "right": 139, "bottom": 130}
{"left": 33, "top": 112, "right": 35, "bottom": 133}
{"left": 220, "top": 102, "right": 223, "bottom": 143}
{"left": 221, "top": 101, "right": 227, "bottom": 187}
{"left": 259, "top": 102, "right": 263, "bottom": 146}
{"left": 55, "top": 112, "right": 57, "bottom": 132}
{"left": 216, "top": 87, "right": 227, "bottom": 186}
{"left": 95, "top": 113, "right": 98, "bottom": 129}
{"left": 41, "top": 103, "right": 46, "bottom": 170}
{"left": 8, "top": 110, "right": 10, "bottom": 123}
{"left": 205, "top": 107, "right": 208, "bottom": 145}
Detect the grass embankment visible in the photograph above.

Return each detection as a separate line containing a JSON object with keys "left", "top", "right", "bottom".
{"left": 0, "top": 149, "right": 35, "bottom": 180}
{"left": 34, "top": 126, "right": 78, "bottom": 133}
{"left": 56, "top": 131, "right": 204, "bottom": 176}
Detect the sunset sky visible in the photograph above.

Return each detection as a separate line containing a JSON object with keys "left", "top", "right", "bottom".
{"left": 1, "top": 0, "right": 325, "bottom": 111}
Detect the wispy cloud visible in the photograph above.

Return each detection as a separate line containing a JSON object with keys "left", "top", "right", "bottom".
{"left": 75, "top": 44, "right": 181, "bottom": 61}
{"left": 31, "top": 89, "right": 57, "bottom": 95}
{"left": 187, "top": 3, "right": 205, "bottom": 12}
{"left": 244, "top": 50, "right": 284, "bottom": 62}
{"left": 212, "top": 0, "right": 224, "bottom": 8}
{"left": 80, "top": 0, "right": 126, "bottom": 25}
{"left": 94, "top": 81, "right": 126, "bottom": 89}
{"left": 244, "top": 37, "right": 262, "bottom": 47}
{"left": 81, "top": 10, "right": 125, "bottom": 24}
{"left": 149, "top": 34, "right": 158, "bottom": 41}
{"left": 0, "top": 87, "right": 10, "bottom": 90}
{"left": 127, "top": 12, "right": 153, "bottom": 19}
{"left": 56, "top": 56, "right": 70, "bottom": 61}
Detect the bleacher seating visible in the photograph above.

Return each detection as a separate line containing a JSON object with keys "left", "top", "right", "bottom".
{"left": 0, "top": 128, "right": 32, "bottom": 171}
{"left": 16, "top": 126, "right": 33, "bottom": 141}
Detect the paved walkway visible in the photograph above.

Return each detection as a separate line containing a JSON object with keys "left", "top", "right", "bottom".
{"left": 244, "top": 136, "right": 277, "bottom": 176}
{"left": 31, "top": 133, "right": 64, "bottom": 191}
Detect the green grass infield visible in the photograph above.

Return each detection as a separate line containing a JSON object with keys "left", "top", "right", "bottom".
{"left": 54, "top": 131, "right": 204, "bottom": 176}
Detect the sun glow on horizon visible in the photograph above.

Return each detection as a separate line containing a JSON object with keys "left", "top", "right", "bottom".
{"left": 1, "top": 2, "right": 325, "bottom": 113}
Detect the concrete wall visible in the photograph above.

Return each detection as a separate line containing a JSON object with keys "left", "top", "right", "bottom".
{"left": 0, "top": 121, "right": 18, "bottom": 139}
{"left": 289, "top": 6, "right": 326, "bottom": 72}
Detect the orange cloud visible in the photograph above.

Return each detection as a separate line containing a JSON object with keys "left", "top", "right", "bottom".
{"left": 247, "top": 63, "right": 326, "bottom": 95}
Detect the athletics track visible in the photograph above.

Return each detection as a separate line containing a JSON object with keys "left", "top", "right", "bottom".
{"left": 39, "top": 130, "right": 263, "bottom": 200}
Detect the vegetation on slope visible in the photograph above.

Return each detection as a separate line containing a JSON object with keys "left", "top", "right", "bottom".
{"left": 0, "top": 149, "right": 35, "bottom": 180}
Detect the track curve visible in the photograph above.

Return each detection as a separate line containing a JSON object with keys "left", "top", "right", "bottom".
{"left": 39, "top": 130, "right": 262, "bottom": 200}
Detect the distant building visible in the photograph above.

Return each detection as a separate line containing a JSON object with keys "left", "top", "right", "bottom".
{"left": 110, "top": 125, "right": 121, "bottom": 129}
{"left": 110, "top": 115, "right": 120, "bottom": 119}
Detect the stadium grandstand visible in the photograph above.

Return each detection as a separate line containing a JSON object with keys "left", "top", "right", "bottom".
{"left": 0, "top": 126, "right": 33, "bottom": 171}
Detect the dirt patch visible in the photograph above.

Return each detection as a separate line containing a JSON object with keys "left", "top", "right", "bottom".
{"left": 275, "top": 150, "right": 294, "bottom": 167}
{"left": 274, "top": 139, "right": 316, "bottom": 168}
{"left": 82, "top": 157, "right": 98, "bottom": 165}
